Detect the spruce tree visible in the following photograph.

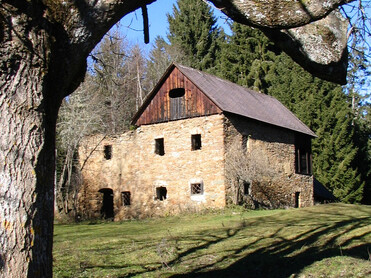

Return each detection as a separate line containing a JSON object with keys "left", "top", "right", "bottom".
{"left": 353, "top": 104, "right": 371, "bottom": 204}
{"left": 146, "top": 36, "right": 184, "bottom": 90}
{"left": 266, "top": 53, "right": 364, "bottom": 203}
{"left": 167, "top": 0, "right": 222, "bottom": 71}
{"left": 345, "top": 40, "right": 371, "bottom": 204}
{"left": 216, "top": 22, "right": 279, "bottom": 91}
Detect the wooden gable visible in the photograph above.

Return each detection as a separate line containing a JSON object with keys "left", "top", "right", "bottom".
{"left": 134, "top": 66, "right": 222, "bottom": 126}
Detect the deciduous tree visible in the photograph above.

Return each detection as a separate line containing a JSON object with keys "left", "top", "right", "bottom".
{"left": 225, "top": 137, "right": 275, "bottom": 207}
{"left": 56, "top": 33, "right": 149, "bottom": 220}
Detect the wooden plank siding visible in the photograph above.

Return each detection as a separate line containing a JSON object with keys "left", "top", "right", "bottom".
{"left": 135, "top": 67, "right": 222, "bottom": 126}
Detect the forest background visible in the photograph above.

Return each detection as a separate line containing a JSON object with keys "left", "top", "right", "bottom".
{"left": 55, "top": 0, "right": 371, "bottom": 218}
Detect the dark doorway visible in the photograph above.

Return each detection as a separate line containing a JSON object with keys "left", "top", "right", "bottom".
{"left": 99, "top": 188, "right": 114, "bottom": 219}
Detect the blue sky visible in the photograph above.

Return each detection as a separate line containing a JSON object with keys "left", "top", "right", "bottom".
{"left": 118, "top": 0, "right": 229, "bottom": 52}
{"left": 118, "top": 0, "right": 174, "bottom": 47}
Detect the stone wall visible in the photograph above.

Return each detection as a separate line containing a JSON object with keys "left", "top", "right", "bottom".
{"left": 78, "top": 112, "right": 314, "bottom": 220}
{"left": 78, "top": 114, "right": 226, "bottom": 220}
{"left": 224, "top": 114, "right": 314, "bottom": 208}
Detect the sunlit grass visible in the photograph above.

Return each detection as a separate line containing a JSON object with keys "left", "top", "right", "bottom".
{"left": 53, "top": 204, "right": 371, "bottom": 277}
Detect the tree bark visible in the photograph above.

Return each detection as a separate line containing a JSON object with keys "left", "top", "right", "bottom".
{"left": 0, "top": 34, "right": 57, "bottom": 277}
{"left": 0, "top": 3, "right": 59, "bottom": 275}
{"left": 208, "top": 0, "right": 353, "bottom": 28}
{"left": 208, "top": 0, "right": 353, "bottom": 84}
{"left": 0, "top": 1, "right": 154, "bottom": 277}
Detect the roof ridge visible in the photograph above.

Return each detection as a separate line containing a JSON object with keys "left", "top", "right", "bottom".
{"left": 176, "top": 63, "right": 277, "bottom": 99}
{"left": 175, "top": 64, "right": 316, "bottom": 138}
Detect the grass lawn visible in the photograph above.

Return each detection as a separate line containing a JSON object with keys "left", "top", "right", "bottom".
{"left": 53, "top": 203, "right": 371, "bottom": 277}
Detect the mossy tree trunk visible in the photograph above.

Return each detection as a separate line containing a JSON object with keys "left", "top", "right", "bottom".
{"left": 208, "top": 0, "right": 351, "bottom": 84}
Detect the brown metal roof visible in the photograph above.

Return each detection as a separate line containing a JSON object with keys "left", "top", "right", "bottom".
{"left": 175, "top": 64, "right": 316, "bottom": 137}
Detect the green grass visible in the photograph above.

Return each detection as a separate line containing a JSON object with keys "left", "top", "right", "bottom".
{"left": 53, "top": 204, "right": 371, "bottom": 277}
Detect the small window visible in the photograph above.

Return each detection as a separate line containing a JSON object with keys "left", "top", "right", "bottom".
{"left": 191, "top": 183, "right": 203, "bottom": 195}
{"left": 294, "top": 192, "right": 300, "bottom": 208}
{"left": 155, "top": 186, "right": 167, "bottom": 201}
{"left": 191, "top": 134, "right": 201, "bottom": 151}
{"left": 122, "top": 191, "right": 131, "bottom": 206}
{"left": 104, "top": 145, "right": 112, "bottom": 160}
{"left": 243, "top": 181, "right": 250, "bottom": 195}
{"left": 169, "top": 88, "right": 185, "bottom": 98}
{"left": 155, "top": 138, "right": 165, "bottom": 156}
{"left": 295, "top": 135, "right": 312, "bottom": 175}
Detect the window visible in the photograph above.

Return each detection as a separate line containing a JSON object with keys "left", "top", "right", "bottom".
{"left": 122, "top": 191, "right": 131, "bottom": 206}
{"left": 169, "top": 88, "right": 185, "bottom": 98}
{"left": 295, "top": 135, "right": 312, "bottom": 175}
{"left": 104, "top": 145, "right": 112, "bottom": 160}
{"left": 191, "top": 183, "right": 203, "bottom": 195}
{"left": 155, "top": 138, "right": 165, "bottom": 156}
{"left": 191, "top": 134, "right": 201, "bottom": 151}
{"left": 294, "top": 192, "right": 300, "bottom": 208}
{"left": 155, "top": 186, "right": 167, "bottom": 201}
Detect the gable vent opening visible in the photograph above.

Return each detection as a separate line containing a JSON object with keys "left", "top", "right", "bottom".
{"left": 169, "top": 88, "right": 185, "bottom": 98}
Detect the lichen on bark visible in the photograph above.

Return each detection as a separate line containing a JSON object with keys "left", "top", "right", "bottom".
{"left": 208, "top": 0, "right": 351, "bottom": 84}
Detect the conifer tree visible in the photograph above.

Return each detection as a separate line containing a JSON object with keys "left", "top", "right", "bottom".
{"left": 345, "top": 40, "right": 371, "bottom": 204}
{"left": 147, "top": 36, "right": 185, "bottom": 90}
{"left": 266, "top": 53, "right": 364, "bottom": 203}
{"left": 353, "top": 104, "right": 371, "bottom": 204}
{"left": 216, "top": 22, "right": 279, "bottom": 91}
{"left": 167, "top": 0, "right": 222, "bottom": 71}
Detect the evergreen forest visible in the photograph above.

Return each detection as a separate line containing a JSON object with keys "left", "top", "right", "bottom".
{"left": 56, "top": 0, "right": 371, "bottom": 215}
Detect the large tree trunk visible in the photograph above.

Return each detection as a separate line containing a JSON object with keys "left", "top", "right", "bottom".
{"left": 0, "top": 1, "right": 154, "bottom": 276}
{"left": 0, "top": 10, "right": 61, "bottom": 274}
{"left": 0, "top": 39, "right": 58, "bottom": 277}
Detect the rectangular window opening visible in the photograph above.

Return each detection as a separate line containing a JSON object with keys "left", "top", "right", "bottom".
{"left": 155, "top": 138, "right": 165, "bottom": 156}
{"left": 294, "top": 192, "right": 300, "bottom": 208}
{"left": 155, "top": 186, "right": 167, "bottom": 201}
{"left": 295, "top": 135, "right": 312, "bottom": 175}
{"left": 104, "top": 145, "right": 112, "bottom": 160}
{"left": 122, "top": 191, "right": 131, "bottom": 206}
{"left": 191, "top": 134, "right": 202, "bottom": 151}
{"left": 191, "top": 183, "right": 203, "bottom": 195}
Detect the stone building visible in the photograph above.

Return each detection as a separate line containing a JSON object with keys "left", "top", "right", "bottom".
{"left": 78, "top": 63, "right": 316, "bottom": 220}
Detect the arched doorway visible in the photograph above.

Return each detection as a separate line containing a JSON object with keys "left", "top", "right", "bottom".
{"left": 98, "top": 188, "right": 114, "bottom": 219}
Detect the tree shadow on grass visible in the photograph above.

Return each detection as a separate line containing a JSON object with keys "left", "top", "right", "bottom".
{"left": 169, "top": 209, "right": 371, "bottom": 278}
{"left": 72, "top": 206, "right": 371, "bottom": 278}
